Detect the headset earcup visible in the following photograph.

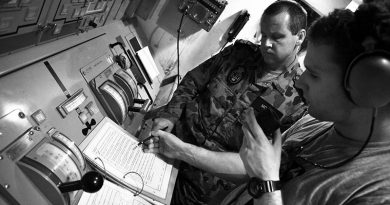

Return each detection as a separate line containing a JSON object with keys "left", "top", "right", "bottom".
{"left": 345, "top": 53, "right": 390, "bottom": 107}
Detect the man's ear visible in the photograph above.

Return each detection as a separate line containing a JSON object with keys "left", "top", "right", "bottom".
{"left": 296, "top": 29, "right": 306, "bottom": 46}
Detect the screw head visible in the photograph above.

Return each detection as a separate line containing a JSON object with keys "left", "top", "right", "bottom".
{"left": 18, "top": 112, "right": 25, "bottom": 118}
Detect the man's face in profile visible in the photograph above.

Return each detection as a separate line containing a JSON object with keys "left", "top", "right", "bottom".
{"left": 296, "top": 42, "right": 353, "bottom": 122}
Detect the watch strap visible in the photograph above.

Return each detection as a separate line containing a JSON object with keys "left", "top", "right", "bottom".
{"left": 247, "top": 178, "right": 282, "bottom": 198}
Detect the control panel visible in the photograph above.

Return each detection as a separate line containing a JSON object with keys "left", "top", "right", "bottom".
{"left": 0, "top": 0, "right": 164, "bottom": 203}
{"left": 0, "top": 0, "right": 125, "bottom": 56}
{"left": 81, "top": 53, "right": 151, "bottom": 127}
{"left": 53, "top": 0, "right": 114, "bottom": 32}
{"left": 0, "top": 20, "right": 159, "bottom": 205}
{"left": 179, "top": 0, "right": 228, "bottom": 31}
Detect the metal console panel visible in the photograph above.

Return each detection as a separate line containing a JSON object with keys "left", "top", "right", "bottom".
{"left": 0, "top": 19, "right": 160, "bottom": 204}
{"left": 0, "top": 0, "right": 127, "bottom": 56}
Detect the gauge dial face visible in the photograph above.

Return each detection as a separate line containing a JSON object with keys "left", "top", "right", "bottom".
{"left": 52, "top": 132, "right": 85, "bottom": 170}
{"left": 101, "top": 82, "right": 127, "bottom": 119}
{"left": 63, "top": 91, "right": 87, "bottom": 113}
{"left": 35, "top": 143, "right": 81, "bottom": 183}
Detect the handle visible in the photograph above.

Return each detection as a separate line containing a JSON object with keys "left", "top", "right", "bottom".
{"left": 128, "top": 99, "right": 151, "bottom": 113}
{"left": 58, "top": 171, "right": 104, "bottom": 193}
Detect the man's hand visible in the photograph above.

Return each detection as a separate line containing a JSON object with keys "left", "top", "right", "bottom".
{"left": 239, "top": 108, "right": 282, "bottom": 180}
{"left": 142, "top": 130, "right": 187, "bottom": 160}
{"left": 151, "top": 118, "right": 174, "bottom": 132}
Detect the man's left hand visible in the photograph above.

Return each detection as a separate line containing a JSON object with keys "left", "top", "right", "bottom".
{"left": 239, "top": 108, "right": 282, "bottom": 180}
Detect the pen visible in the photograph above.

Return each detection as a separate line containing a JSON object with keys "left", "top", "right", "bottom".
{"left": 137, "top": 126, "right": 167, "bottom": 147}
{"left": 137, "top": 135, "right": 154, "bottom": 146}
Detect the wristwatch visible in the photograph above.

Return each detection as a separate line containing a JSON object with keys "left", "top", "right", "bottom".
{"left": 247, "top": 177, "right": 282, "bottom": 198}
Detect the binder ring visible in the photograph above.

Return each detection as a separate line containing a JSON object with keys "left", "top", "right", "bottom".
{"left": 123, "top": 171, "right": 144, "bottom": 197}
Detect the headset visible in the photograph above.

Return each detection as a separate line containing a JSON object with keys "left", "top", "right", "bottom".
{"left": 321, "top": 49, "right": 390, "bottom": 169}
{"left": 344, "top": 49, "right": 390, "bottom": 108}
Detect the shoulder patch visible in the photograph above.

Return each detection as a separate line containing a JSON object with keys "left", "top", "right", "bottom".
{"left": 234, "top": 39, "right": 260, "bottom": 52}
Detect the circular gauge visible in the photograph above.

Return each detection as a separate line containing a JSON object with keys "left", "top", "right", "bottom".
{"left": 18, "top": 142, "right": 83, "bottom": 204}
{"left": 52, "top": 132, "right": 86, "bottom": 170}
{"left": 114, "top": 69, "right": 138, "bottom": 106}
{"left": 34, "top": 143, "right": 81, "bottom": 182}
{"left": 99, "top": 81, "right": 128, "bottom": 124}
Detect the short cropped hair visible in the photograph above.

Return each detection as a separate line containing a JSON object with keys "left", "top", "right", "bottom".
{"left": 263, "top": 0, "right": 308, "bottom": 35}
{"left": 307, "top": 9, "right": 360, "bottom": 69}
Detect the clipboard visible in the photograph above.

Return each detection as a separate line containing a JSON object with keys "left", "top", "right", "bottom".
{"left": 79, "top": 117, "right": 178, "bottom": 205}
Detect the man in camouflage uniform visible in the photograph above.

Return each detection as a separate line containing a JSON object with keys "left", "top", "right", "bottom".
{"left": 145, "top": 1, "right": 308, "bottom": 204}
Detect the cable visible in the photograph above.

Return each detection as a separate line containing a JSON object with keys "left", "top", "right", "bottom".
{"left": 163, "top": 10, "right": 187, "bottom": 103}
{"left": 177, "top": 11, "right": 186, "bottom": 85}
{"left": 323, "top": 108, "right": 376, "bottom": 169}
{"left": 298, "top": 108, "right": 377, "bottom": 169}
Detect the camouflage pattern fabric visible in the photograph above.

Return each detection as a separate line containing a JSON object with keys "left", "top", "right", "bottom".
{"left": 157, "top": 39, "right": 307, "bottom": 205}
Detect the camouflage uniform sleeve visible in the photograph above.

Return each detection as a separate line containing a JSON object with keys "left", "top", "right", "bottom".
{"left": 156, "top": 44, "right": 235, "bottom": 124}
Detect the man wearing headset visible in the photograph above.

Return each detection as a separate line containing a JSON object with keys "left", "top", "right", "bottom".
{"left": 145, "top": 1, "right": 308, "bottom": 204}
{"left": 222, "top": 0, "right": 390, "bottom": 204}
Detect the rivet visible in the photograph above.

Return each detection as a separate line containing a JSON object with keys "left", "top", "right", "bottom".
{"left": 4, "top": 184, "right": 9, "bottom": 189}
{"left": 18, "top": 112, "right": 25, "bottom": 118}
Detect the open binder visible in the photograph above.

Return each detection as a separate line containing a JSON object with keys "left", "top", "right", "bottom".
{"left": 78, "top": 180, "right": 158, "bottom": 205}
{"left": 79, "top": 117, "right": 178, "bottom": 205}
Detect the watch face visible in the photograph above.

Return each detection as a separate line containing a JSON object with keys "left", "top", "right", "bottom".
{"left": 247, "top": 177, "right": 263, "bottom": 198}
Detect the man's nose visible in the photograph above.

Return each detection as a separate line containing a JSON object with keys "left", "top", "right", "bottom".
{"left": 264, "top": 38, "right": 273, "bottom": 48}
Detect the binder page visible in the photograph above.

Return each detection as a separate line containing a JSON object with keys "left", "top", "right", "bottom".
{"left": 78, "top": 180, "right": 161, "bottom": 205}
{"left": 82, "top": 118, "right": 173, "bottom": 200}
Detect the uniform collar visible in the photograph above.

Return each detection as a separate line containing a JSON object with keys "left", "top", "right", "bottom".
{"left": 264, "top": 55, "right": 298, "bottom": 74}
{"left": 251, "top": 55, "right": 299, "bottom": 89}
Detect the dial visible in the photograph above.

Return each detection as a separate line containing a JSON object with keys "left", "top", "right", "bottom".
{"left": 35, "top": 143, "right": 81, "bottom": 183}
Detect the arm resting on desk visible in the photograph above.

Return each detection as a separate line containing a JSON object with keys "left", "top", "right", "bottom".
{"left": 143, "top": 130, "right": 248, "bottom": 183}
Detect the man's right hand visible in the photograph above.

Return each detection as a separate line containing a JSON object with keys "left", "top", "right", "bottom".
{"left": 152, "top": 118, "right": 174, "bottom": 132}
{"left": 142, "top": 130, "right": 187, "bottom": 160}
